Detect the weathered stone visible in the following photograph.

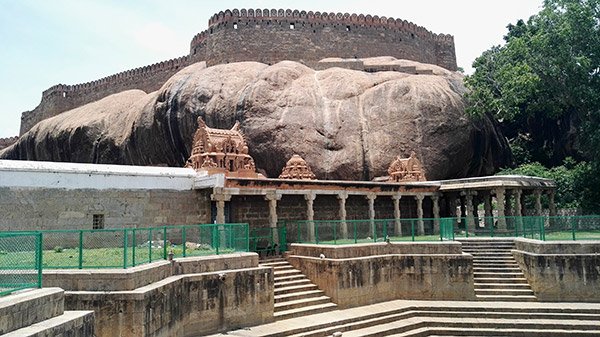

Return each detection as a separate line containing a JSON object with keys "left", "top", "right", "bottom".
{"left": 2, "top": 58, "right": 511, "bottom": 180}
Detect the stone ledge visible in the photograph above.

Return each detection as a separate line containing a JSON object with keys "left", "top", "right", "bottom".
{"left": 514, "top": 237, "right": 600, "bottom": 254}
{"left": 2, "top": 311, "right": 94, "bottom": 337}
{"left": 288, "top": 241, "right": 462, "bottom": 259}
{"left": 43, "top": 252, "right": 259, "bottom": 291}
{"left": 0, "top": 288, "right": 64, "bottom": 335}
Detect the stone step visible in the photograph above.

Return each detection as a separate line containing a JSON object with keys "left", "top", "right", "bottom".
{"left": 390, "top": 327, "right": 600, "bottom": 337}
{"left": 273, "top": 269, "right": 303, "bottom": 277}
{"left": 461, "top": 245, "right": 514, "bottom": 249}
{"left": 2, "top": 311, "right": 94, "bottom": 337}
{"left": 274, "top": 302, "right": 338, "bottom": 321}
{"left": 473, "top": 263, "right": 519, "bottom": 268}
{"left": 320, "top": 310, "right": 600, "bottom": 337}
{"left": 259, "top": 260, "right": 288, "bottom": 267}
{"left": 275, "top": 283, "right": 318, "bottom": 295}
{"left": 472, "top": 256, "right": 515, "bottom": 261}
{"left": 474, "top": 272, "right": 525, "bottom": 278}
{"left": 338, "top": 315, "right": 600, "bottom": 337}
{"left": 463, "top": 250, "right": 513, "bottom": 255}
{"left": 473, "top": 267, "right": 523, "bottom": 273}
{"left": 476, "top": 294, "right": 537, "bottom": 302}
{"left": 274, "top": 295, "right": 333, "bottom": 312}
{"left": 274, "top": 274, "right": 306, "bottom": 283}
{"left": 274, "top": 278, "right": 312, "bottom": 288}
{"left": 475, "top": 288, "right": 535, "bottom": 296}
{"left": 474, "top": 282, "right": 532, "bottom": 290}
{"left": 275, "top": 290, "right": 324, "bottom": 303}
{"left": 273, "top": 265, "right": 296, "bottom": 271}
{"left": 474, "top": 277, "right": 529, "bottom": 284}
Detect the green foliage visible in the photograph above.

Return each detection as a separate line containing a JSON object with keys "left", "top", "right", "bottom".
{"left": 469, "top": 0, "right": 600, "bottom": 212}
{"left": 466, "top": 0, "right": 600, "bottom": 167}
{"left": 53, "top": 246, "right": 64, "bottom": 253}
{"left": 498, "top": 158, "right": 588, "bottom": 209}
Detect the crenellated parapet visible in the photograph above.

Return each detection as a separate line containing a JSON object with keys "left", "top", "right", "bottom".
{"left": 193, "top": 8, "right": 456, "bottom": 70}
{"left": 207, "top": 8, "right": 454, "bottom": 42}
{"left": 0, "top": 136, "right": 18, "bottom": 150}
{"left": 20, "top": 8, "right": 457, "bottom": 135}
{"left": 40, "top": 55, "right": 191, "bottom": 100}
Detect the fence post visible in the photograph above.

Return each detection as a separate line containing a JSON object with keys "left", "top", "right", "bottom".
{"left": 354, "top": 221, "right": 358, "bottom": 244}
{"left": 315, "top": 222, "right": 319, "bottom": 244}
{"left": 163, "top": 227, "right": 167, "bottom": 260}
{"left": 132, "top": 228, "right": 136, "bottom": 266}
{"left": 571, "top": 217, "right": 576, "bottom": 241}
{"left": 215, "top": 226, "right": 220, "bottom": 255}
{"left": 411, "top": 220, "right": 415, "bottom": 242}
{"left": 182, "top": 227, "right": 187, "bottom": 257}
{"left": 36, "top": 232, "right": 43, "bottom": 288}
{"left": 465, "top": 218, "right": 469, "bottom": 238}
{"left": 148, "top": 229, "right": 152, "bottom": 263}
{"left": 78, "top": 231, "right": 83, "bottom": 269}
{"left": 245, "top": 224, "right": 250, "bottom": 252}
{"left": 123, "top": 229, "right": 128, "bottom": 269}
{"left": 333, "top": 222, "right": 337, "bottom": 244}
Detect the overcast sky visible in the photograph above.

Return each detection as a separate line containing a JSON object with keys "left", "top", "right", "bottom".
{"left": 0, "top": 0, "right": 543, "bottom": 138}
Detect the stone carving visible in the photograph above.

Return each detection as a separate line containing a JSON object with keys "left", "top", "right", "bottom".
{"left": 387, "top": 151, "right": 427, "bottom": 182}
{"left": 185, "top": 118, "right": 264, "bottom": 178}
{"left": 279, "top": 154, "right": 316, "bottom": 180}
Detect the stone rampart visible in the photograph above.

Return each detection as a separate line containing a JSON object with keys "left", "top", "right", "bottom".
{"left": 287, "top": 242, "right": 475, "bottom": 308}
{"left": 194, "top": 9, "right": 456, "bottom": 70}
{"left": 513, "top": 238, "right": 600, "bottom": 302}
{"left": 20, "top": 8, "right": 457, "bottom": 135}
{"left": 0, "top": 136, "right": 18, "bottom": 151}
{"left": 19, "top": 56, "right": 191, "bottom": 134}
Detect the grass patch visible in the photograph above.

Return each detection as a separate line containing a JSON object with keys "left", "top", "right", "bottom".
{"left": 0, "top": 244, "right": 237, "bottom": 269}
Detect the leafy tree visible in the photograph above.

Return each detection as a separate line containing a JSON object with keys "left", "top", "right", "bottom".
{"left": 466, "top": 0, "right": 600, "bottom": 212}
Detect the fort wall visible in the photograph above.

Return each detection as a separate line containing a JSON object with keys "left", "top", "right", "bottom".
{"left": 20, "top": 8, "right": 456, "bottom": 135}
{"left": 0, "top": 136, "right": 18, "bottom": 150}
{"left": 20, "top": 56, "right": 192, "bottom": 134}
{"left": 195, "top": 9, "right": 456, "bottom": 70}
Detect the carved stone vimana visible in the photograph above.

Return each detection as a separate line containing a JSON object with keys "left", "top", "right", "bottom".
{"left": 279, "top": 154, "right": 316, "bottom": 180}
{"left": 185, "top": 118, "right": 265, "bottom": 178}
{"left": 387, "top": 151, "right": 427, "bottom": 182}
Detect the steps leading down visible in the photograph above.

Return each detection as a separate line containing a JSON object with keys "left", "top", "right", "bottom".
{"left": 260, "top": 258, "right": 337, "bottom": 320}
{"left": 459, "top": 238, "right": 536, "bottom": 302}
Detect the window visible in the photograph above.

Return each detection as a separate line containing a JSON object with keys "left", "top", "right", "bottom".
{"left": 62, "top": 92, "right": 67, "bottom": 98}
{"left": 290, "top": 23, "right": 295, "bottom": 30}
{"left": 233, "top": 22, "right": 238, "bottom": 30}
{"left": 346, "top": 26, "right": 351, "bottom": 32}
{"left": 92, "top": 214, "right": 104, "bottom": 230}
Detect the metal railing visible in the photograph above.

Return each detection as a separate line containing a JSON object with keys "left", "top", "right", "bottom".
{"left": 3, "top": 223, "right": 249, "bottom": 270}
{"left": 249, "top": 227, "right": 287, "bottom": 257}
{"left": 0, "top": 232, "right": 42, "bottom": 296}
{"left": 281, "top": 218, "right": 440, "bottom": 244}
{"left": 438, "top": 216, "right": 600, "bottom": 241}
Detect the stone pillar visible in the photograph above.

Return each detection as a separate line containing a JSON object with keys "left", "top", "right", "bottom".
{"left": 337, "top": 192, "right": 348, "bottom": 239}
{"left": 464, "top": 191, "right": 475, "bottom": 232}
{"left": 484, "top": 192, "right": 493, "bottom": 228}
{"left": 265, "top": 192, "right": 282, "bottom": 244}
{"left": 514, "top": 189, "right": 523, "bottom": 234}
{"left": 548, "top": 190, "right": 557, "bottom": 217}
{"left": 534, "top": 189, "right": 543, "bottom": 216}
{"left": 416, "top": 194, "right": 424, "bottom": 236}
{"left": 504, "top": 190, "right": 513, "bottom": 217}
{"left": 514, "top": 190, "right": 523, "bottom": 217}
{"left": 211, "top": 193, "right": 232, "bottom": 224}
{"left": 305, "top": 193, "right": 316, "bottom": 242}
{"left": 392, "top": 194, "right": 402, "bottom": 236}
{"left": 432, "top": 194, "right": 440, "bottom": 234}
{"left": 495, "top": 188, "right": 507, "bottom": 230}
{"left": 366, "top": 193, "right": 377, "bottom": 238}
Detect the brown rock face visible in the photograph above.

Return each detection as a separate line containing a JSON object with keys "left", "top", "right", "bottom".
{"left": 1, "top": 58, "right": 511, "bottom": 180}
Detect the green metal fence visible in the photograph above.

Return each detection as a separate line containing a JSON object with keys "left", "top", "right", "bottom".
{"left": 0, "top": 232, "right": 42, "bottom": 296}
{"left": 440, "top": 215, "right": 600, "bottom": 241}
{"left": 282, "top": 218, "right": 440, "bottom": 244}
{"left": 249, "top": 227, "right": 287, "bottom": 257}
{"left": 3, "top": 223, "right": 248, "bottom": 270}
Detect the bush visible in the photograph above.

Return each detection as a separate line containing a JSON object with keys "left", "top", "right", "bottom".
{"left": 53, "top": 246, "right": 64, "bottom": 253}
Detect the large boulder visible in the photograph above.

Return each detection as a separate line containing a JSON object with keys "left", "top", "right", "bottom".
{"left": 1, "top": 58, "right": 511, "bottom": 180}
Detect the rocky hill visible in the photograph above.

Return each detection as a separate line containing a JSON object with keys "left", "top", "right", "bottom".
{"left": 0, "top": 58, "right": 511, "bottom": 180}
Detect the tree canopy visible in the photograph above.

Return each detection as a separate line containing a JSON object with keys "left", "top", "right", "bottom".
{"left": 466, "top": 0, "right": 600, "bottom": 211}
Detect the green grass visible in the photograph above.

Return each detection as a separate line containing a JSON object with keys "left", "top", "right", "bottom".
{"left": 0, "top": 244, "right": 237, "bottom": 269}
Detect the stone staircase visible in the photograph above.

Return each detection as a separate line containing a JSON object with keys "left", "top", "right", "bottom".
{"left": 207, "top": 300, "right": 600, "bottom": 336}
{"left": 260, "top": 258, "right": 337, "bottom": 320}
{"left": 459, "top": 238, "right": 536, "bottom": 302}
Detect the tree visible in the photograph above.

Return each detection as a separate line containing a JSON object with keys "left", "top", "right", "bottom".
{"left": 466, "top": 0, "right": 600, "bottom": 212}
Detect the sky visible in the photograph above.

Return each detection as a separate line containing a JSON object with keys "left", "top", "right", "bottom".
{"left": 0, "top": 0, "right": 543, "bottom": 138}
